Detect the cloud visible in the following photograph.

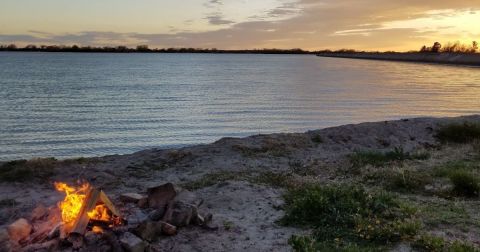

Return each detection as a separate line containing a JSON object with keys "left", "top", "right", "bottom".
{"left": 2, "top": 0, "right": 480, "bottom": 50}
{"left": 205, "top": 12, "right": 235, "bottom": 25}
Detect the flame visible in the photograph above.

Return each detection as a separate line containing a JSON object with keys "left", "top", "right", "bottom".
{"left": 87, "top": 204, "right": 111, "bottom": 222}
{"left": 54, "top": 182, "right": 90, "bottom": 227}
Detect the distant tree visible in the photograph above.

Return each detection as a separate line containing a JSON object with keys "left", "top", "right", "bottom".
{"left": 419, "top": 45, "right": 428, "bottom": 52}
{"left": 7, "top": 44, "right": 17, "bottom": 50}
{"left": 431, "top": 42, "right": 442, "bottom": 53}
{"left": 471, "top": 41, "right": 478, "bottom": 53}
{"left": 25, "top": 44, "right": 37, "bottom": 50}
{"left": 136, "top": 45, "right": 150, "bottom": 52}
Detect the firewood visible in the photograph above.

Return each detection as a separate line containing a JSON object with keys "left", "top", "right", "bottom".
{"left": 69, "top": 188, "right": 101, "bottom": 235}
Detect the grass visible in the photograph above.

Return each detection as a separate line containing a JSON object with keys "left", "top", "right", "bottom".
{"left": 384, "top": 170, "right": 432, "bottom": 193}
{"left": 281, "top": 184, "right": 419, "bottom": 251}
{"left": 349, "top": 148, "right": 429, "bottom": 168}
{"left": 0, "top": 158, "right": 57, "bottom": 182}
{"left": 436, "top": 122, "right": 480, "bottom": 144}
{"left": 412, "top": 234, "right": 479, "bottom": 252}
{"left": 233, "top": 138, "right": 290, "bottom": 157}
{"left": 181, "top": 171, "right": 245, "bottom": 190}
{"left": 449, "top": 170, "right": 480, "bottom": 197}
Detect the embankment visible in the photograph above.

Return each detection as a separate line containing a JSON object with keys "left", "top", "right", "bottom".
{"left": 317, "top": 52, "right": 480, "bottom": 66}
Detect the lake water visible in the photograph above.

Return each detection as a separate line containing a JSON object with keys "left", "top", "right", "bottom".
{"left": 1, "top": 52, "right": 479, "bottom": 160}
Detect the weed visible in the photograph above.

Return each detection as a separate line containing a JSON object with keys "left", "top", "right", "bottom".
{"left": 449, "top": 170, "right": 480, "bottom": 197}
{"left": 384, "top": 170, "right": 432, "bottom": 193}
{"left": 223, "top": 220, "right": 234, "bottom": 231}
{"left": 349, "top": 148, "right": 429, "bottom": 168}
{"left": 253, "top": 171, "right": 296, "bottom": 188}
{"left": 436, "top": 122, "right": 480, "bottom": 144}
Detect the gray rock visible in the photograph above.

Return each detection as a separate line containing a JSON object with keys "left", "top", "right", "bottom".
{"left": 148, "top": 208, "right": 166, "bottom": 221}
{"left": 174, "top": 190, "right": 203, "bottom": 207}
{"left": 159, "top": 221, "right": 177, "bottom": 236}
{"left": 120, "top": 193, "right": 147, "bottom": 204}
{"left": 147, "top": 183, "right": 179, "bottom": 209}
{"left": 0, "top": 229, "right": 12, "bottom": 252}
{"left": 7, "top": 218, "right": 32, "bottom": 242}
{"left": 134, "top": 221, "right": 163, "bottom": 242}
{"left": 163, "top": 201, "right": 196, "bottom": 227}
{"left": 119, "top": 232, "right": 147, "bottom": 252}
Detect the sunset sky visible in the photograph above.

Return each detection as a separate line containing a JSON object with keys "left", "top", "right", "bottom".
{"left": 1, "top": 0, "right": 480, "bottom": 51}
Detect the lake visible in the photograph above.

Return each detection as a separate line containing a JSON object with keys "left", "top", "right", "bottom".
{"left": 1, "top": 52, "right": 479, "bottom": 160}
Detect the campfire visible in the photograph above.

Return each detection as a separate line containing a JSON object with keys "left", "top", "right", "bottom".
{"left": 54, "top": 182, "right": 124, "bottom": 236}
{"left": 4, "top": 182, "right": 216, "bottom": 251}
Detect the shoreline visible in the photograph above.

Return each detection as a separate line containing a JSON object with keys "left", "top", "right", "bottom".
{"left": 317, "top": 52, "right": 480, "bottom": 67}
{"left": 1, "top": 114, "right": 480, "bottom": 251}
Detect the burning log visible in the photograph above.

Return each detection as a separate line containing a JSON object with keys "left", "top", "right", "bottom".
{"left": 68, "top": 188, "right": 123, "bottom": 235}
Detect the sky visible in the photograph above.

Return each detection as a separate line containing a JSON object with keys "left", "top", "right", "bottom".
{"left": 1, "top": 0, "right": 480, "bottom": 51}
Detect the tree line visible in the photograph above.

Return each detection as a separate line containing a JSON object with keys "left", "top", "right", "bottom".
{"left": 0, "top": 44, "right": 312, "bottom": 54}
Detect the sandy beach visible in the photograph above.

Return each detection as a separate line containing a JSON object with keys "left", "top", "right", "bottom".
{"left": 1, "top": 115, "right": 480, "bottom": 251}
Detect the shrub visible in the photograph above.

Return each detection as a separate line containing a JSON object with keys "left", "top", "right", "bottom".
{"left": 449, "top": 170, "right": 480, "bottom": 197}
{"left": 0, "top": 158, "right": 57, "bottom": 182}
{"left": 311, "top": 134, "right": 323, "bottom": 144}
{"left": 436, "top": 122, "right": 480, "bottom": 144}
{"left": 281, "top": 185, "right": 418, "bottom": 247}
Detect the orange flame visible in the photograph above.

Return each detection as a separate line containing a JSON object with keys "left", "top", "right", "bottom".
{"left": 54, "top": 182, "right": 90, "bottom": 227}
{"left": 55, "top": 182, "right": 120, "bottom": 232}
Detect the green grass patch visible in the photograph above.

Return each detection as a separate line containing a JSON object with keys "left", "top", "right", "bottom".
{"left": 436, "top": 122, "right": 480, "bottom": 144}
{"left": 412, "top": 234, "right": 478, "bottom": 252}
{"left": 418, "top": 201, "right": 471, "bottom": 228}
{"left": 434, "top": 160, "right": 480, "bottom": 178}
{"left": 282, "top": 184, "right": 419, "bottom": 251}
{"left": 350, "top": 148, "right": 430, "bottom": 168}
{"left": 0, "top": 158, "right": 57, "bottom": 182}
{"left": 364, "top": 169, "right": 432, "bottom": 193}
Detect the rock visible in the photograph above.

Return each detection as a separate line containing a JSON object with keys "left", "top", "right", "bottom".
{"left": 147, "top": 183, "right": 179, "bottom": 209}
{"left": 192, "top": 213, "right": 205, "bottom": 226}
{"left": 134, "top": 221, "right": 163, "bottom": 242}
{"left": 22, "top": 239, "right": 59, "bottom": 252}
{"left": 138, "top": 197, "right": 149, "bottom": 208}
{"left": 120, "top": 232, "right": 147, "bottom": 252}
{"left": 30, "top": 204, "right": 48, "bottom": 222}
{"left": 120, "top": 193, "right": 147, "bottom": 204}
{"left": 7, "top": 218, "right": 32, "bottom": 242}
{"left": 148, "top": 208, "right": 166, "bottom": 221}
{"left": 67, "top": 233, "right": 84, "bottom": 250}
{"left": 159, "top": 222, "right": 177, "bottom": 236}
{"left": 163, "top": 201, "right": 196, "bottom": 227}
{"left": 174, "top": 190, "right": 203, "bottom": 207}
{"left": 126, "top": 208, "right": 149, "bottom": 227}
{"left": 0, "top": 229, "right": 12, "bottom": 252}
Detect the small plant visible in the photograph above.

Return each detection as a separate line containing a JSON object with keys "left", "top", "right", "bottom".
{"left": 223, "top": 220, "right": 234, "bottom": 231}
{"left": 311, "top": 134, "right": 323, "bottom": 144}
{"left": 449, "top": 170, "right": 480, "bottom": 197}
{"left": 436, "top": 122, "right": 480, "bottom": 144}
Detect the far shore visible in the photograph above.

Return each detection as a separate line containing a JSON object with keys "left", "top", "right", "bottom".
{"left": 1, "top": 115, "right": 480, "bottom": 251}
{"left": 317, "top": 52, "right": 480, "bottom": 66}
